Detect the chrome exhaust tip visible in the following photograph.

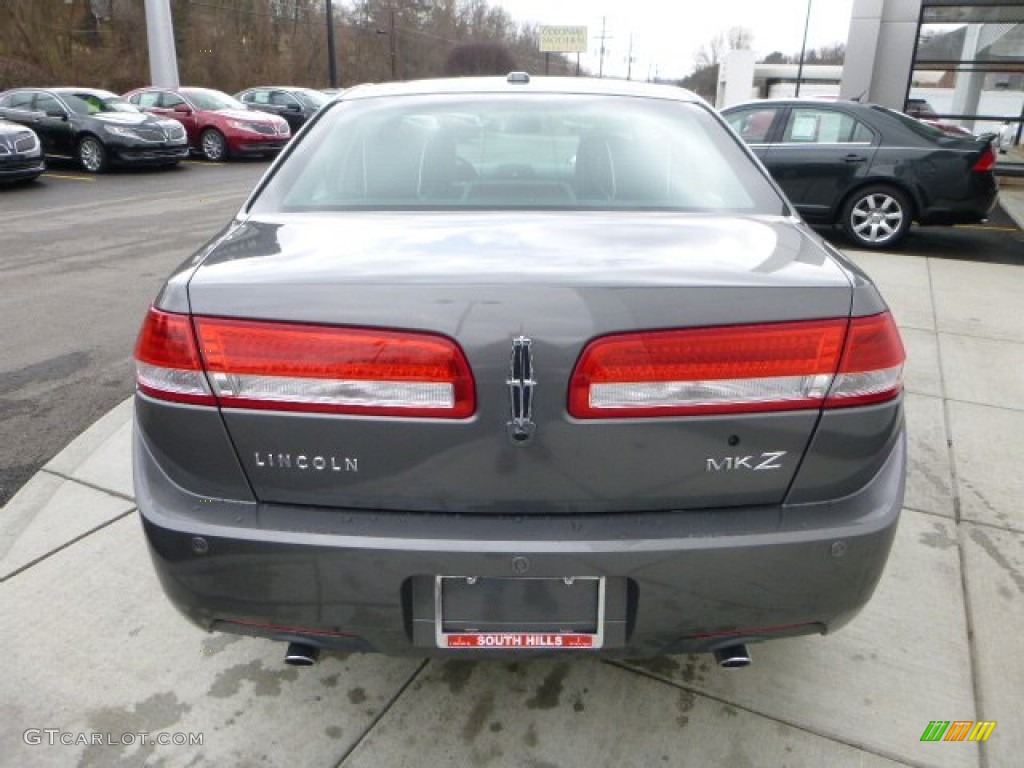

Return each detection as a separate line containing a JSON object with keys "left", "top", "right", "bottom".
{"left": 284, "top": 642, "right": 320, "bottom": 666}
{"left": 713, "top": 644, "right": 752, "bottom": 669}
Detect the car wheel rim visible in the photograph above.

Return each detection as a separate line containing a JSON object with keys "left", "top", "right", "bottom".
{"left": 850, "top": 193, "right": 903, "bottom": 244}
{"left": 80, "top": 140, "right": 101, "bottom": 172}
{"left": 203, "top": 133, "right": 224, "bottom": 161}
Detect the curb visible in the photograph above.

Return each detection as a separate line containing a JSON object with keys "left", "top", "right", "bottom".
{"left": 1, "top": 397, "right": 134, "bottom": 514}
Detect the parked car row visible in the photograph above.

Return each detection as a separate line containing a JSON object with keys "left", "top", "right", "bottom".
{"left": 124, "top": 87, "right": 290, "bottom": 161}
{"left": 0, "top": 84, "right": 334, "bottom": 181}
{"left": 0, "top": 88, "right": 188, "bottom": 175}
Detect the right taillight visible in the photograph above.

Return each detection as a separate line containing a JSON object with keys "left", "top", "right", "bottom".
{"left": 134, "top": 308, "right": 476, "bottom": 418}
{"left": 972, "top": 145, "right": 996, "bottom": 172}
{"left": 568, "top": 312, "right": 904, "bottom": 418}
{"left": 824, "top": 311, "right": 905, "bottom": 408}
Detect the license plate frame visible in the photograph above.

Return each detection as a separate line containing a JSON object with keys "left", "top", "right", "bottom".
{"left": 434, "top": 575, "right": 605, "bottom": 650}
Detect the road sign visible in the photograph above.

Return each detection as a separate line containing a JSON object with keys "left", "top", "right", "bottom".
{"left": 539, "top": 26, "right": 588, "bottom": 53}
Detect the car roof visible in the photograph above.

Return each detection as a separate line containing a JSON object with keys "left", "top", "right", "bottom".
{"left": 3, "top": 86, "right": 111, "bottom": 95}
{"left": 240, "top": 86, "right": 312, "bottom": 92}
{"left": 52, "top": 87, "right": 119, "bottom": 98}
{"left": 722, "top": 98, "right": 872, "bottom": 111}
{"left": 338, "top": 75, "right": 704, "bottom": 104}
{"left": 129, "top": 86, "right": 225, "bottom": 94}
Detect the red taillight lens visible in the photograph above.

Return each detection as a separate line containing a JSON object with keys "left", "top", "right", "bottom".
{"left": 568, "top": 313, "right": 904, "bottom": 418}
{"left": 972, "top": 146, "right": 996, "bottom": 172}
{"left": 134, "top": 309, "right": 475, "bottom": 417}
{"left": 193, "top": 317, "right": 475, "bottom": 417}
{"left": 825, "top": 312, "right": 905, "bottom": 407}
{"left": 134, "top": 308, "right": 215, "bottom": 405}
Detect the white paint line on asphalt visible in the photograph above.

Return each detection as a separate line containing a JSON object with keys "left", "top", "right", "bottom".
{"left": 954, "top": 224, "right": 1019, "bottom": 232}
{"left": 42, "top": 173, "right": 95, "bottom": 182}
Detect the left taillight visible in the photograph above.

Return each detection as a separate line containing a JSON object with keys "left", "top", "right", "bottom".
{"left": 568, "top": 313, "right": 904, "bottom": 419}
{"left": 135, "top": 309, "right": 475, "bottom": 417}
{"left": 134, "top": 308, "right": 216, "bottom": 406}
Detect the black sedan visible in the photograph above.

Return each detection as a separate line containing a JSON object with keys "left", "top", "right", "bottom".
{"left": 0, "top": 87, "right": 189, "bottom": 173}
{"left": 235, "top": 86, "right": 331, "bottom": 132}
{"left": 0, "top": 119, "right": 44, "bottom": 183}
{"left": 722, "top": 99, "right": 999, "bottom": 249}
{"left": 134, "top": 75, "right": 906, "bottom": 666}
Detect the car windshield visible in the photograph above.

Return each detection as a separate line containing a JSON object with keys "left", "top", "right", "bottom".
{"left": 62, "top": 92, "right": 140, "bottom": 115}
{"left": 294, "top": 89, "right": 330, "bottom": 109}
{"left": 252, "top": 94, "right": 785, "bottom": 214}
{"left": 182, "top": 89, "right": 246, "bottom": 111}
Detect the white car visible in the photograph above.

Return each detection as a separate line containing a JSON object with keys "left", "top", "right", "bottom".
{"left": 997, "top": 121, "right": 1020, "bottom": 154}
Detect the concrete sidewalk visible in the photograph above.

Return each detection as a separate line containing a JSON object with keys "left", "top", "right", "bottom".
{"left": 2, "top": 245, "right": 1023, "bottom": 767}
{"left": 997, "top": 177, "right": 1024, "bottom": 230}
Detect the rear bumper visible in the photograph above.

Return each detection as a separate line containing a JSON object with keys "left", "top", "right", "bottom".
{"left": 917, "top": 174, "right": 998, "bottom": 225}
{"left": 135, "top": 420, "right": 905, "bottom": 658}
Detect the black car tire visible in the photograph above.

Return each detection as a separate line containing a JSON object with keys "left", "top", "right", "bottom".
{"left": 201, "top": 129, "right": 228, "bottom": 162}
{"left": 77, "top": 135, "right": 107, "bottom": 174}
{"left": 840, "top": 185, "right": 912, "bottom": 249}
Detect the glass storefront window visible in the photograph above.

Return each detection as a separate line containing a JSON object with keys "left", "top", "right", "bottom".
{"left": 912, "top": 2, "right": 1024, "bottom": 163}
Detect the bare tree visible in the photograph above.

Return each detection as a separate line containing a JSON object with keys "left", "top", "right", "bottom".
{"left": 0, "top": 0, "right": 577, "bottom": 92}
{"left": 444, "top": 42, "right": 517, "bottom": 76}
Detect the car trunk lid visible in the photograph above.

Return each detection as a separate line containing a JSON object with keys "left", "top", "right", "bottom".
{"left": 183, "top": 211, "right": 855, "bottom": 513}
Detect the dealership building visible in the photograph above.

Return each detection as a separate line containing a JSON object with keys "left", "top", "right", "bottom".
{"left": 717, "top": 0, "right": 1024, "bottom": 167}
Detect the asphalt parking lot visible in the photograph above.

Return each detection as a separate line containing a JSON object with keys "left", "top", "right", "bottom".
{"left": 0, "top": 159, "right": 270, "bottom": 507}
{"left": 2, "top": 165, "right": 1023, "bottom": 767}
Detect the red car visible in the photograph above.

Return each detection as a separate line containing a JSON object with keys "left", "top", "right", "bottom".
{"left": 124, "top": 86, "right": 290, "bottom": 161}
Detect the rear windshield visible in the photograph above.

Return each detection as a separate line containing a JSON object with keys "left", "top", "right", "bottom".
{"left": 250, "top": 94, "right": 785, "bottom": 214}
{"left": 872, "top": 105, "right": 950, "bottom": 141}
{"left": 294, "top": 88, "right": 330, "bottom": 109}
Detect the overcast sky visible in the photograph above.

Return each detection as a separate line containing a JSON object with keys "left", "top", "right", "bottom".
{"left": 494, "top": 0, "right": 855, "bottom": 80}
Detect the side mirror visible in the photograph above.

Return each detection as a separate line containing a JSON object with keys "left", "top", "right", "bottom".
{"left": 287, "top": 103, "right": 301, "bottom": 112}
{"left": 173, "top": 103, "right": 192, "bottom": 114}
{"left": 46, "top": 108, "right": 68, "bottom": 120}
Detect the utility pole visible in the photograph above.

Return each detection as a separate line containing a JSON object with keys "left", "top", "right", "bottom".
{"left": 626, "top": 33, "right": 634, "bottom": 81}
{"left": 388, "top": 6, "right": 398, "bottom": 80}
{"left": 326, "top": 0, "right": 339, "bottom": 88}
{"left": 596, "top": 17, "right": 612, "bottom": 79}
{"left": 143, "top": 0, "right": 179, "bottom": 87}
{"left": 795, "top": 0, "right": 812, "bottom": 97}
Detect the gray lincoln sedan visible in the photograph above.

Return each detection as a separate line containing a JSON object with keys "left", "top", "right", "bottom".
{"left": 133, "top": 75, "right": 906, "bottom": 667}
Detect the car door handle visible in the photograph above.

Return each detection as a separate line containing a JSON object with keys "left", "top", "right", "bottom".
{"left": 843, "top": 154, "right": 867, "bottom": 163}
